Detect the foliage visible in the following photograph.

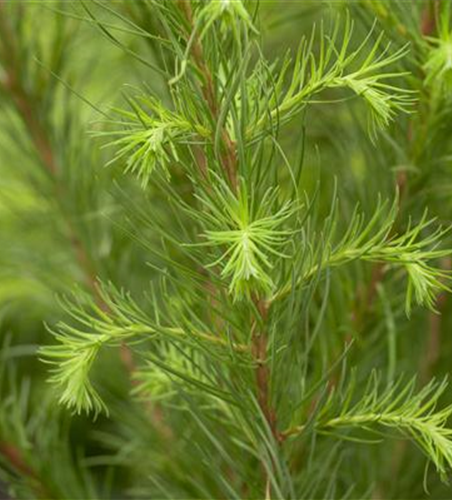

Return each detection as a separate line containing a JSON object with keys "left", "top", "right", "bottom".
{"left": 1, "top": 1, "right": 452, "bottom": 499}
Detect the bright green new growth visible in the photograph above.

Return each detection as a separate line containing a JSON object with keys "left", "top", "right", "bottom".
{"left": 248, "top": 18, "right": 415, "bottom": 139}
{"left": 199, "top": 180, "right": 295, "bottom": 299}
{"left": 103, "top": 15, "right": 416, "bottom": 189}
{"left": 198, "top": 0, "right": 258, "bottom": 37}
{"left": 273, "top": 198, "right": 451, "bottom": 315}
{"left": 41, "top": 195, "right": 451, "bottom": 419}
{"left": 100, "top": 95, "right": 210, "bottom": 188}
{"left": 41, "top": 287, "right": 155, "bottom": 416}
{"left": 305, "top": 375, "right": 452, "bottom": 482}
{"left": 40, "top": 282, "right": 250, "bottom": 416}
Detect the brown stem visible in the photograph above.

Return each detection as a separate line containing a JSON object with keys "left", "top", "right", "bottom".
{"left": 352, "top": 169, "right": 409, "bottom": 328}
{"left": 0, "top": 7, "right": 104, "bottom": 491}
{"left": 3, "top": 75, "right": 57, "bottom": 176}
{"left": 178, "top": 0, "right": 238, "bottom": 192}
{"left": 250, "top": 297, "right": 281, "bottom": 498}
{"left": 0, "top": 2, "right": 56, "bottom": 174}
{"left": 421, "top": 0, "right": 439, "bottom": 37}
{"left": 0, "top": 442, "right": 34, "bottom": 479}
{"left": 373, "top": 5, "right": 441, "bottom": 495}
{"left": 251, "top": 298, "right": 279, "bottom": 440}
{"left": 177, "top": 1, "right": 216, "bottom": 116}
{"left": 177, "top": 0, "right": 244, "bottom": 350}
{"left": 414, "top": 1, "right": 442, "bottom": 385}
{"left": 0, "top": 441, "right": 50, "bottom": 498}
{"left": 177, "top": 0, "right": 242, "bottom": 344}
{"left": 251, "top": 299, "right": 278, "bottom": 499}
{"left": 252, "top": 324, "right": 277, "bottom": 438}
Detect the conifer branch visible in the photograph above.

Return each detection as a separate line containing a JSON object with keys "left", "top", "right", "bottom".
{"left": 2, "top": 2, "right": 451, "bottom": 497}
{"left": 176, "top": 5, "right": 281, "bottom": 490}
{"left": 40, "top": 284, "right": 250, "bottom": 415}
{"left": 247, "top": 18, "right": 415, "bottom": 139}
{"left": 271, "top": 201, "right": 451, "bottom": 316}
{"left": 351, "top": 0, "right": 440, "bottom": 334}
{"left": 282, "top": 377, "right": 452, "bottom": 482}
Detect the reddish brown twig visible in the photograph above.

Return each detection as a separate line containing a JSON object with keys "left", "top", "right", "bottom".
{"left": 421, "top": 0, "right": 439, "bottom": 37}
{"left": 376, "top": 4, "right": 442, "bottom": 493}
{"left": 251, "top": 298, "right": 279, "bottom": 441}
{"left": 177, "top": 0, "right": 238, "bottom": 192}
{"left": 0, "top": 442, "right": 34, "bottom": 480}
{"left": 0, "top": 441, "right": 50, "bottom": 498}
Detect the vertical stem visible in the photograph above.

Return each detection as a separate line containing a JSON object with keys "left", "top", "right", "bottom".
{"left": 178, "top": 4, "right": 279, "bottom": 494}
{"left": 0, "top": 8, "right": 66, "bottom": 494}
{"left": 417, "top": 0, "right": 443, "bottom": 383}
{"left": 421, "top": 0, "right": 439, "bottom": 36}
{"left": 0, "top": 0, "right": 177, "bottom": 422}
{"left": 178, "top": 0, "right": 278, "bottom": 436}
{"left": 178, "top": 0, "right": 238, "bottom": 192}
{"left": 252, "top": 297, "right": 278, "bottom": 440}
{"left": 251, "top": 296, "right": 281, "bottom": 499}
